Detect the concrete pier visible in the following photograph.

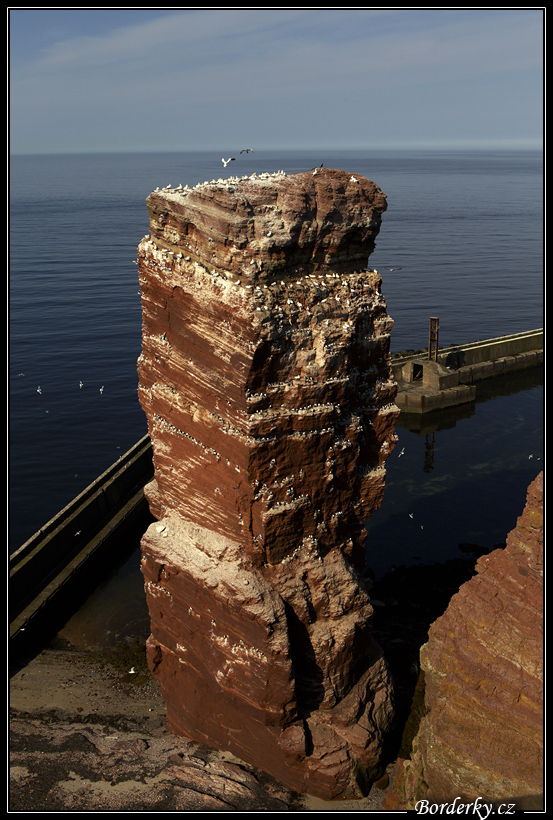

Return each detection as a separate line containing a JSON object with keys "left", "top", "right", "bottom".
{"left": 10, "top": 434, "right": 154, "bottom": 659}
{"left": 392, "top": 329, "right": 543, "bottom": 414}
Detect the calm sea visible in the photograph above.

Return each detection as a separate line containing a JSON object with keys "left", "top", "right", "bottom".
{"left": 9, "top": 150, "right": 543, "bottom": 578}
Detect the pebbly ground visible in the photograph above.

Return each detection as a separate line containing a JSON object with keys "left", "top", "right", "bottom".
{"left": 9, "top": 642, "right": 394, "bottom": 812}
{"left": 10, "top": 555, "right": 482, "bottom": 812}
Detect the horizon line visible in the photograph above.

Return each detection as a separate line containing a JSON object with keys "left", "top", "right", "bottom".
{"left": 10, "top": 142, "right": 544, "bottom": 158}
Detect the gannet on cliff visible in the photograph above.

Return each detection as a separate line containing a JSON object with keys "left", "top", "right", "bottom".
{"left": 221, "top": 157, "right": 236, "bottom": 167}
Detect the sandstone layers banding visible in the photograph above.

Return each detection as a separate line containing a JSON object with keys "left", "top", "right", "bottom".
{"left": 386, "top": 471, "right": 544, "bottom": 809}
{"left": 137, "top": 168, "right": 399, "bottom": 799}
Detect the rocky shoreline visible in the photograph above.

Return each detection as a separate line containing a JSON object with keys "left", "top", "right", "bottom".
{"left": 11, "top": 482, "right": 542, "bottom": 812}
{"left": 9, "top": 644, "right": 394, "bottom": 811}
{"left": 10, "top": 553, "right": 483, "bottom": 812}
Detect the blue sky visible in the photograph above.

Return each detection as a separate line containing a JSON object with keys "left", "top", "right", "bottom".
{"left": 9, "top": 8, "right": 543, "bottom": 154}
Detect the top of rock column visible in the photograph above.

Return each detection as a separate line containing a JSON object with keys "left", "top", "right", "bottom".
{"left": 145, "top": 168, "right": 387, "bottom": 283}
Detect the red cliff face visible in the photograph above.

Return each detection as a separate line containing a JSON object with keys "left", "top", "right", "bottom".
{"left": 386, "top": 471, "right": 544, "bottom": 810}
{"left": 137, "top": 168, "right": 399, "bottom": 799}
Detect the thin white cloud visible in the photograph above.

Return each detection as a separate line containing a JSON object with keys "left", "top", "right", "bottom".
{"left": 16, "top": 8, "right": 542, "bottom": 86}
{"left": 9, "top": 8, "right": 543, "bottom": 153}
{"left": 18, "top": 9, "right": 306, "bottom": 73}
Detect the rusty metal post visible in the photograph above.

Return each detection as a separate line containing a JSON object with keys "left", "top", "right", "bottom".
{"left": 429, "top": 317, "right": 440, "bottom": 361}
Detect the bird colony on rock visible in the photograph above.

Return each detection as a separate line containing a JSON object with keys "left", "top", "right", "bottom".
{"left": 137, "top": 167, "right": 400, "bottom": 800}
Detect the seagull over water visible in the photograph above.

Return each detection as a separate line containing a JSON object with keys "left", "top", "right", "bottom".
{"left": 240, "top": 148, "right": 254, "bottom": 154}
{"left": 384, "top": 266, "right": 403, "bottom": 271}
{"left": 221, "top": 157, "right": 236, "bottom": 167}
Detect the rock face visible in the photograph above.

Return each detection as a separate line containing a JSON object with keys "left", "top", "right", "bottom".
{"left": 137, "top": 168, "right": 399, "bottom": 799}
{"left": 387, "top": 471, "right": 544, "bottom": 809}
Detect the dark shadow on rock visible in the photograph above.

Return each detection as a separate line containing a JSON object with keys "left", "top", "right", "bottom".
{"left": 284, "top": 601, "right": 325, "bottom": 716}
{"left": 367, "top": 556, "right": 480, "bottom": 758}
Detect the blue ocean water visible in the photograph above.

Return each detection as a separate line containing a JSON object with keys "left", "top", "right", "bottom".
{"left": 9, "top": 149, "right": 543, "bottom": 567}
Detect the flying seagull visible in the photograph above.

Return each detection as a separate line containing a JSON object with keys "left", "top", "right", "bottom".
{"left": 221, "top": 157, "right": 236, "bottom": 167}
{"left": 240, "top": 148, "right": 254, "bottom": 154}
{"left": 384, "top": 266, "right": 403, "bottom": 271}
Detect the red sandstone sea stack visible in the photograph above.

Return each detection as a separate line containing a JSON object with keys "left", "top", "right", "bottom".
{"left": 137, "top": 168, "right": 399, "bottom": 799}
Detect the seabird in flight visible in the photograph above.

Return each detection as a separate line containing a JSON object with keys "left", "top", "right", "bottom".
{"left": 240, "top": 148, "right": 254, "bottom": 154}
{"left": 221, "top": 157, "right": 236, "bottom": 167}
{"left": 384, "top": 266, "right": 403, "bottom": 271}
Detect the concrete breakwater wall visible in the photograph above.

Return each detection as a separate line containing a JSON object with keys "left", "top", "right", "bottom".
{"left": 10, "top": 434, "right": 154, "bottom": 659}
{"left": 392, "top": 328, "right": 543, "bottom": 414}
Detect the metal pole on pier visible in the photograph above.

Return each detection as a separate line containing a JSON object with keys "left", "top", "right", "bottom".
{"left": 429, "top": 317, "right": 440, "bottom": 361}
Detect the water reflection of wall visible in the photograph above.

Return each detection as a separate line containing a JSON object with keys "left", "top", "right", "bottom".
{"left": 364, "top": 367, "right": 543, "bottom": 578}
{"left": 397, "top": 364, "right": 543, "bottom": 437}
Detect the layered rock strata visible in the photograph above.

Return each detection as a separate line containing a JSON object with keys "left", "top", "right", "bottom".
{"left": 387, "top": 471, "right": 544, "bottom": 809}
{"left": 137, "top": 168, "right": 399, "bottom": 799}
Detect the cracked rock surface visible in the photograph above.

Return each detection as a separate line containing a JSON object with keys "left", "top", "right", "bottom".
{"left": 10, "top": 645, "right": 393, "bottom": 811}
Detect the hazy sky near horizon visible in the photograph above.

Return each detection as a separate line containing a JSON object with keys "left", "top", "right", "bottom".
{"left": 9, "top": 7, "right": 543, "bottom": 155}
